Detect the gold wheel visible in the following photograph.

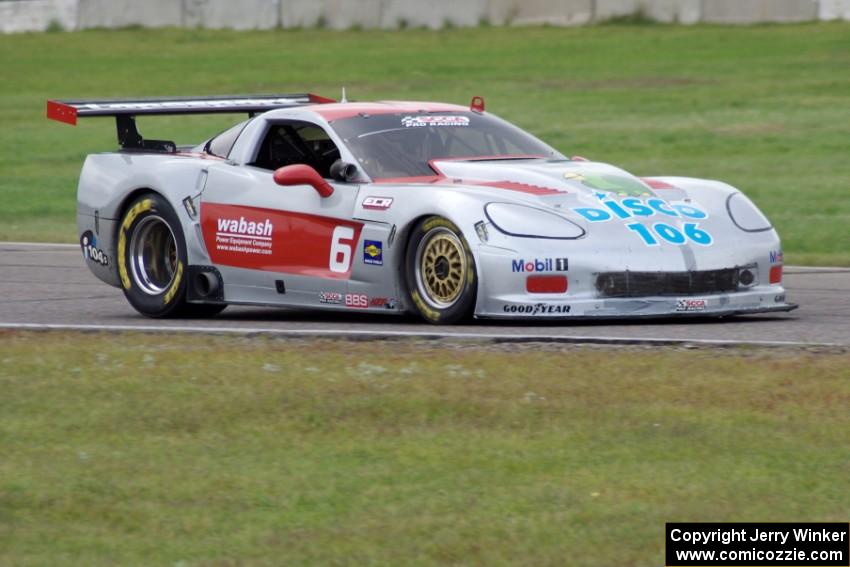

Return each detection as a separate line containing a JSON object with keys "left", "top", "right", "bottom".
{"left": 415, "top": 227, "right": 467, "bottom": 309}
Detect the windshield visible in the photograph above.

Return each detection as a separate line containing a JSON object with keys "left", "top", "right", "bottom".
{"left": 330, "top": 112, "right": 563, "bottom": 179}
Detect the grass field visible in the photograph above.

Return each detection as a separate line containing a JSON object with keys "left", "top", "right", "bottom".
{"left": 1, "top": 24, "right": 849, "bottom": 263}
{"left": 1, "top": 332, "right": 849, "bottom": 566}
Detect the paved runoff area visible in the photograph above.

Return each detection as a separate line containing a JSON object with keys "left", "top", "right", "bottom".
{"left": 1, "top": 242, "right": 848, "bottom": 347}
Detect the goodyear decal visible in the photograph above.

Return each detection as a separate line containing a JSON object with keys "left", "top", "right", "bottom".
{"left": 423, "top": 217, "right": 457, "bottom": 232}
{"left": 163, "top": 261, "right": 184, "bottom": 305}
{"left": 118, "top": 198, "right": 153, "bottom": 290}
{"left": 117, "top": 232, "right": 130, "bottom": 289}
{"left": 411, "top": 290, "right": 440, "bottom": 321}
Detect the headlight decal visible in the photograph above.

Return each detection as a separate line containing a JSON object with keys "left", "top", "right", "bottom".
{"left": 484, "top": 202, "right": 586, "bottom": 240}
{"left": 726, "top": 193, "right": 773, "bottom": 233}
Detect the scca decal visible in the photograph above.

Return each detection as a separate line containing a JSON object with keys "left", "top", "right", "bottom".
{"left": 676, "top": 298, "right": 707, "bottom": 312}
{"left": 201, "top": 203, "right": 363, "bottom": 279}
{"left": 319, "top": 291, "right": 343, "bottom": 304}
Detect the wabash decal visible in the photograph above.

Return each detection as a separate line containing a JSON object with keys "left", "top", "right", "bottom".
{"left": 201, "top": 203, "right": 363, "bottom": 279}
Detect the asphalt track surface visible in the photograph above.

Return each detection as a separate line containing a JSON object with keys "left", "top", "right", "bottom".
{"left": 1, "top": 242, "right": 848, "bottom": 347}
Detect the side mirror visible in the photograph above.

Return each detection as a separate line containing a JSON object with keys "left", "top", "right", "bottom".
{"left": 330, "top": 159, "right": 359, "bottom": 183}
{"left": 273, "top": 164, "right": 333, "bottom": 198}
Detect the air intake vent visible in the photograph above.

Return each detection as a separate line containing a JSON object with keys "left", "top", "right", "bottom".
{"left": 596, "top": 269, "right": 740, "bottom": 298}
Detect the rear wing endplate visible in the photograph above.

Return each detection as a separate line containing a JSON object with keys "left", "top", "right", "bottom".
{"left": 46, "top": 93, "right": 335, "bottom": 151}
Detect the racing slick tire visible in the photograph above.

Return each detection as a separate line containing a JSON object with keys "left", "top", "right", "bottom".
{"left": 404, "top": 216, "right": 477, "bottom": 324}
{"left": 117, "top": 193, "right": 226, "bottom": 319}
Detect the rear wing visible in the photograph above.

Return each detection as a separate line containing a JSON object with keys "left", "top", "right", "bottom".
{"left": 46, "top": 93, "right": 335, "bottom": 152}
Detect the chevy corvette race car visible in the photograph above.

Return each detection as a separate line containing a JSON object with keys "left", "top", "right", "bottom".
{"left": 48, "top": 93, "right": 795, "bottom": 323}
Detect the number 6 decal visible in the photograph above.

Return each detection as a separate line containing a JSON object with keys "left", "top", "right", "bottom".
{"left": 329, "top": 226, "right": 355, "bottom": 273}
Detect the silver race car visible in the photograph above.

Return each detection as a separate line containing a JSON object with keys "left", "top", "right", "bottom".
{"left": 48, "top": 93, "right": 795, "bottom": 323}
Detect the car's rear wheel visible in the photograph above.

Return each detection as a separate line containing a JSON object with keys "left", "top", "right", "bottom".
{"left": 118, "top": 193, "right": 226, "bottom": 318}
{"left": 404, "top": 216, "right": 477, "bottom": 324}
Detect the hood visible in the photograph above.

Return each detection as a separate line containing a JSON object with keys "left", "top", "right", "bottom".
{"left": 429, "top": 158, "right": 684, "bottom": 205}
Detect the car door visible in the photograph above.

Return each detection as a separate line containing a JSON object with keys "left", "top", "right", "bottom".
{"left": 199, "top": 119, "right": 362, "bottom": 306}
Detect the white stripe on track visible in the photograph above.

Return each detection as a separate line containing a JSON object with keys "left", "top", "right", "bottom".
{"left": 0, "top": 242, "right": 78, "bottom": 248}
{"left": 0, "top": 322, "right": 840, "bottom": 348}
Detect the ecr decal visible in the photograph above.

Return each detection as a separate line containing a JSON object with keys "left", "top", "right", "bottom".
{"left": 362, "top": 197, "right": 393, "bottom": 211}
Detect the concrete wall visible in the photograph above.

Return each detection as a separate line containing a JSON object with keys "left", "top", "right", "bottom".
{"left": 702, "top": 0, "right": 818, "bottom": 23}
{"left": 382, "top": 0, "right": 489, "bottom": 29}
{"left": 2, "top": 0, "right": 848, "bottom": 33}
{"left": 76, "top": 0, "right": 182, "bottom": 29}
{"left": 281, "top": 0, "right": 383, "bottom": 29}
{"left": 595, "top": 0, "right": 701, "bottom": 24}
{"left": 0, "top": 0, "right": 76, "bottom": 33}
{"left": 489, "top": 0, "right": 594, "bottom": 26}
{"left": 819, "top": 0, "right": 850, "bottom": 19}
{"left": 184, "top": 0, "right": 281, "bottom": 31}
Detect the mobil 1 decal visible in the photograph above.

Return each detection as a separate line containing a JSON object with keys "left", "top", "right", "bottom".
{"left": 572, "top": 192, "right": 713, "bottom": 247}
{"left": 201, "top": 202, "right": 363, "bottom": 278}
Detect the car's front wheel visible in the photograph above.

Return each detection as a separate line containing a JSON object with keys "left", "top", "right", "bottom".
{"left": 404, "top": 216, "right": 477, "bottom": 324}
{"left": 117, "top": 193, "right": 225, "bottom": 318}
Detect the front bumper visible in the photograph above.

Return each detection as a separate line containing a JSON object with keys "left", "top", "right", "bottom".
{"left": 473, "top": 241, "right": 795, "bottom": 319}
{"left": 478, "top": 286, "right": 796, "bottom": 319}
